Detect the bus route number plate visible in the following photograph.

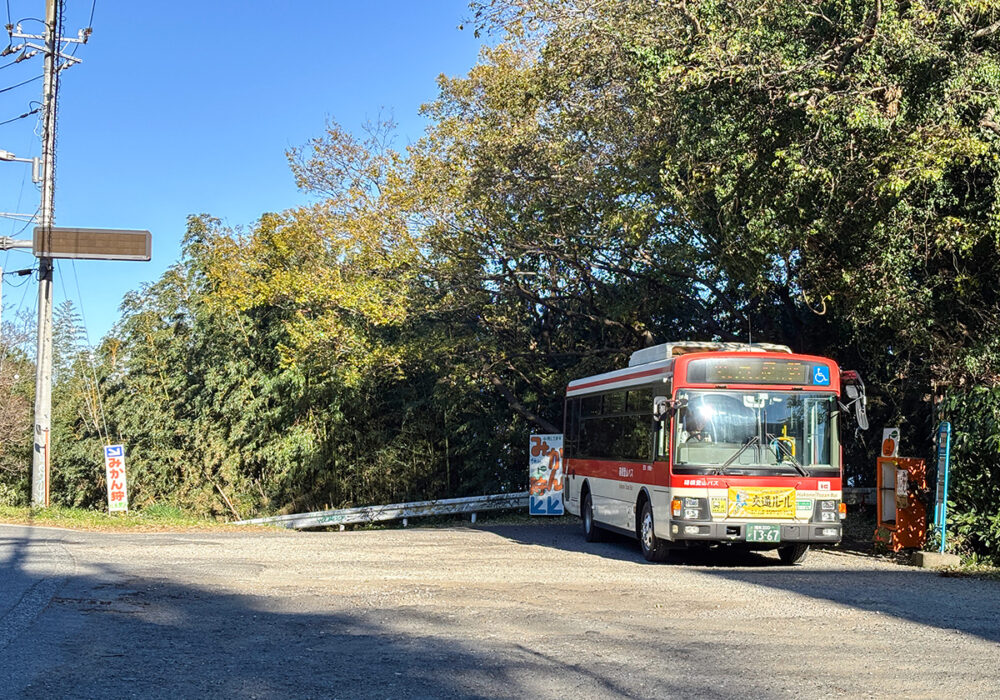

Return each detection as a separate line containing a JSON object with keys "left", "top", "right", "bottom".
{"left": 746, "top": 524, "right": 781, "bottom": 543}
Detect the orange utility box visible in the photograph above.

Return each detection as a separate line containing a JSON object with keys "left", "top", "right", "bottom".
{"left": 874, "top": 457, "right": 927, "bottom": 551}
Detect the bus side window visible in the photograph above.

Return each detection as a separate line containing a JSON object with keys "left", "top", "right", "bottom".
{"left": 581, "top": 394, "right": 603, "bottom": 417}
{"left": 605, "top": 391, "right": 626, "bottom": 414}
{"left": 565, "top": 398, "right": 580, "bottom": 458}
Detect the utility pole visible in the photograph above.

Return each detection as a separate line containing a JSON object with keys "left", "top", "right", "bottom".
{"left": 6, "top": 0, "right": 88, "bottom": 507}
{"left": 4, "top": 6, "right": 146, "bottom": 510}
{"left": 31, "top": 0, "right": 58, "bottom": 507}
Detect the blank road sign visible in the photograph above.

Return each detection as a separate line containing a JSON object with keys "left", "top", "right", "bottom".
{"left": 33, "top": 226, "right": 151, "bottom": 261}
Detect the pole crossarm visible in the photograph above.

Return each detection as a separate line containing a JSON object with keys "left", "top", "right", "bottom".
{"left": 0, "top": 211, "right": 37, "bottom": 222}
{"left": 9, "top": 24, "right": 91, "bottom": 67}
{"left": 0, "top": 237, "right": 32, "bottom": 250}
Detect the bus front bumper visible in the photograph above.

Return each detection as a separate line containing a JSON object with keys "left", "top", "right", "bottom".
{"left": 668, "top": 522, "right": 841, "bottom": 544}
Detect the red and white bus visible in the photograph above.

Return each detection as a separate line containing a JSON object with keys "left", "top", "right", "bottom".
{"left": 562, "top": 341, "right": 868, "bottom": 563}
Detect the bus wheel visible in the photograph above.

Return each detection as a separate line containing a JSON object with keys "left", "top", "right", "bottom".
{"left": 582, "top": 492, "right": 605, "bottom": 542}
{"left": 639, "top": 501, "right": 670, "bottom": 563}
{"left": 778, "top": 544, "right": 809, "bottom": 565}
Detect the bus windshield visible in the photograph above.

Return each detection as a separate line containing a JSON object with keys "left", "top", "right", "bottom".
{"left": 673, "top": 390, "right": 838, "bottom": 476}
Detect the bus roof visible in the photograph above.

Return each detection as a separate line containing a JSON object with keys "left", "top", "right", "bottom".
{"left": 628, "top": 341, "right": 792, "bottom": 367}
{"left": 567, "top": 343, "right": 839, "bottom": 397}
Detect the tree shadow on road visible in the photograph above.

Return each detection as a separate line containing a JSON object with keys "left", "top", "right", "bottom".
{"left": 0, "top": 525, "right": 765, "bottom": 700}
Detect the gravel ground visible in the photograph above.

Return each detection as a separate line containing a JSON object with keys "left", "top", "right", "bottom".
{"left": 1, "top": 521, "right": 998, "bottom": 699}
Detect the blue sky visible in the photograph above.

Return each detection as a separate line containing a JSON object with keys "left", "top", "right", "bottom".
{"left": 0, "top": 0, "right": 484, "bottom": 342}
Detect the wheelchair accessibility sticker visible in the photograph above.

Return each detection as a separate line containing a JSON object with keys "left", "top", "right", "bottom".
{"left": 812, "top": 365, "right": 830, "bottom": 386}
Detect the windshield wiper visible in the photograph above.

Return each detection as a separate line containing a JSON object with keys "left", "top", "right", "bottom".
{"left": 767, "top": 433, "right": 808, "bottom": 477}
{"left": 718, "top": 435, "right": 759, "bottom": 474}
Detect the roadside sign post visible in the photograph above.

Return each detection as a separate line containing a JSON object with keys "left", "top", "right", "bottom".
{"left": 529, "top": 434, "right": 564, "bottom": 516}
{"left": 934, "top": 422, "right": 952, "bottom": 553}
{"left": 26, "top": 226, "right": 150, "bottom": 508}
{"left": 104, "top": 445, "right": 129, "bottom": 513}
{"left": 32, "top": 226, "right": 152, "bottom": 261}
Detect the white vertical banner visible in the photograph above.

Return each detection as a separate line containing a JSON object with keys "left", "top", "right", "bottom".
{"left": 104, "top": 444, "right": 129, "bottom": 513}
{"left": 529, "top": 434, "right": 564, "bottom": 516}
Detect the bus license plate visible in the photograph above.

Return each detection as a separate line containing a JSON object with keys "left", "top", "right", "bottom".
{"left": 746, "top": 524, "right": 781, "bottom": 543}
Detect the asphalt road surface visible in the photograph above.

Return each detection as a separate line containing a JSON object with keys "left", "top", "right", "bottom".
{"left": 1, "top": 521, "right": 998, "bottom": 699}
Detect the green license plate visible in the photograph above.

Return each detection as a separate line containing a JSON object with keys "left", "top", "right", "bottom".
{"left": 746, "top": 524, "right": 781, "bottom": 543}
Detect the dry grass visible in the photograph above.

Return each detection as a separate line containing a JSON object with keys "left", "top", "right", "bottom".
{"left": 0, "top": 505, "right": 275, "bottom": 533}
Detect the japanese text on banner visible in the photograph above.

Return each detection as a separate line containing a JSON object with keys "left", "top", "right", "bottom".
{"left": 529, "top": 434, "right": 564, "bottom": 516}
{"left": 104, "top": 444, "right": 129, "bottom": 513}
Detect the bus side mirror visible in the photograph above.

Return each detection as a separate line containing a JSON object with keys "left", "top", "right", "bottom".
{"left": 855, "top": 399, "right": 869, "bottom": 431}
{"left": 653, "top": 396, "right": 686, "bottom": 425}
{"left": 653, "top": 396, "right": 670, "bottom": 423}
{"left": 841, "top": 370, "right": 869, "bottom": 430}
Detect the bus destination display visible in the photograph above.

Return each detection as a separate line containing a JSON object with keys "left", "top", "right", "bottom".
{"left": 686, "top": 358, "right": 821, "bottom": 385}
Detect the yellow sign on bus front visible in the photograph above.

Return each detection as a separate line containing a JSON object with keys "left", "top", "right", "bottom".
{"left": 727, "top": 487, "right": 796, "bottom": 519}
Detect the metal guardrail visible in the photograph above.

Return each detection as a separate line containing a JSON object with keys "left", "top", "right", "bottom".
{"left": 235, "top": 492, "right": 529, "bottom": 530}
{"left": 237, "top": 487, "right": 876, "bottom": 531}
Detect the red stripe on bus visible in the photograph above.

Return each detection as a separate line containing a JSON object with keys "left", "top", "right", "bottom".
{"left": 566, "top": 366, "right": 668, "bottom": 392}
{"left": 568, "top": 458, "right": 667, "bottom": 487}
{"left": 567, "top": 457, "right": 841, "bottom": 491}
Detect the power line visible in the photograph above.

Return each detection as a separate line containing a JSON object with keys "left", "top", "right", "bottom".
{"left": 54, "top": 260, "right": 110, "bottom": 444}
{"left": 0, "top": 106, "right": 39, "bottom": 126}
{"left": 3, "top": 265, "right": 34, "bottom": 287}
{"left": 69, "top": 259, "right": 110, "bottom": 442}
{"left": 5, "top": 118, "right": 38, "bottom": 238}
{"left": 0, "top": 73, "right": 41, "bottom": 93}
{"left": 8, "top": 206, "right": 40, "bottom": 237}
{"left": 14, "top": 264, "right": 32, "bottom": 326}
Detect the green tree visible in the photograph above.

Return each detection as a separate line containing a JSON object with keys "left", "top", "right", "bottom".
{"left": 462, "top": 0, "right": 1000, "bottom": 552}
{"left": 0, "top": 309, "right": 35, "bottom": 504}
